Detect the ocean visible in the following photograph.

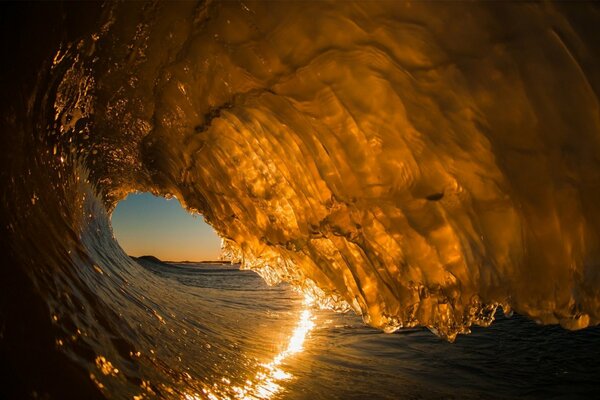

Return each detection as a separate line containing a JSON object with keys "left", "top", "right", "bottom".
{"left": 117, "top": 258, "right": 600, "bottom": 400}
{"left": 2, "top": 2, "right": 600, "bottom": 398}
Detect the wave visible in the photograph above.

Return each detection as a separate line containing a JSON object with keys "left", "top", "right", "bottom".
{"left": 2, "top": 1, "right": 600, "bottom": 398}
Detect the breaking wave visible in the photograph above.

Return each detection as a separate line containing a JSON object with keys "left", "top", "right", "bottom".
{"left": 2, "top": 1, "right": 600, "bottom": 398}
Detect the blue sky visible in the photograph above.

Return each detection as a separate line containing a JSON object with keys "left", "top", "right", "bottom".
{"left": 111, "top": 193, "right": 222, "bottom": 261}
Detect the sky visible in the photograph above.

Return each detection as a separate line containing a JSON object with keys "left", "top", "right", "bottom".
{"left": 111, "top": 193, "right": 222, "bottom": 261}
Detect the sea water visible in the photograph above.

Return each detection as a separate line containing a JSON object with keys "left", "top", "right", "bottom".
{"left": 133, "top": 259, "right": 600, "bottom": 399}
{"left": 3, "top": 2, "right": 600, "bottom": 398}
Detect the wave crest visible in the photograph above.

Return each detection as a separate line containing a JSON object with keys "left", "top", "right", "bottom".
{"left": 44, "top": 1, "right": 600, "bottom": 340}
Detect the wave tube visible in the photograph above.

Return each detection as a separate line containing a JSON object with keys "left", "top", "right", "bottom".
{"left": 1, "top": 1, "right": 600, "bottom": 397}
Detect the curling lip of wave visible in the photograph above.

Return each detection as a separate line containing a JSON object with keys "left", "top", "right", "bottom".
{"left": 22, "top": 0, "right": 600, "bottom": 343}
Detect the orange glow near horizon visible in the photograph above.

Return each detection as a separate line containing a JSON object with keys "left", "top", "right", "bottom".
{"left": 111, "top": 193, "right": 222, "bottom": 262}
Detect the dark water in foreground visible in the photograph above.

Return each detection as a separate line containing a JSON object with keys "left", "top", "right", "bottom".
{"left": 137, "top": 260, "right": 600, "bottom": 400}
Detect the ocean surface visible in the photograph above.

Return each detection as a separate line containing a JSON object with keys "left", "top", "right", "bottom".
{"left": 123, "top": 258, "right": 600, "bottom": 400}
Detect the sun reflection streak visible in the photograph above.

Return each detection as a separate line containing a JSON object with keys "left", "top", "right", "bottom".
{"left": 234, "top": 297, "right": 315, "bottom": 400}
{"left": 188, "top": 296, "right": 316, "bottom": 400}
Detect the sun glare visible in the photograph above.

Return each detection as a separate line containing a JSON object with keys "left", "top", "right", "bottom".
{"left": 186, "top": 296, "right": 316, "bottom": 400}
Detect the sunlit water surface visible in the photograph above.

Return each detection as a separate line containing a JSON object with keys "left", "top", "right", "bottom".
{"left": 116, "top": 259, "right": 600, "bottom": 400}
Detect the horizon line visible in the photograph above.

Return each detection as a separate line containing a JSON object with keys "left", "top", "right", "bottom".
{"left": 131, "top": 254, "right": 235, "bottom": 264}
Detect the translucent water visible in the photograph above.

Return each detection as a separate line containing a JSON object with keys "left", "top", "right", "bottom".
{"left": 2, "top": 2, "right": 600, "bottom": 398}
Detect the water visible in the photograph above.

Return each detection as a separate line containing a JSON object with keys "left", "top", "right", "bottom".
{"left": 300, "top": 311, "right": 600, "bottom": 399}
{"left": 2, "top": 2, "right": 600, "bottom": 399}
{"left": 101, "top": 258, "right": 600, "bottom": 400}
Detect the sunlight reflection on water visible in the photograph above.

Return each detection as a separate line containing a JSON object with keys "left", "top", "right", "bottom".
{"left": 186, "top": 296, "right": 315, "bottom": 400}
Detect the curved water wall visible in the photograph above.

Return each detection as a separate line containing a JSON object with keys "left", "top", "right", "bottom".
{"left": 2, "top": 1, "right": 600, "bottom": 398}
